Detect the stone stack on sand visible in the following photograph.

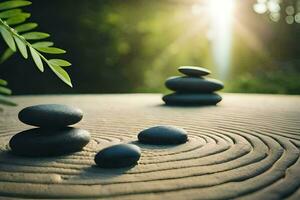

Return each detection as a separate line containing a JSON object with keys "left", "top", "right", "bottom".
{"left": 162, "top": 66, "right": 224, "bottom": 106}
{"left": 9, "top": 104, "right": 90, "bottom": 157}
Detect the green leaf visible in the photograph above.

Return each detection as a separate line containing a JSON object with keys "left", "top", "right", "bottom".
{"left": 14, "top": 22, "right": 37, "bottom": 33}
{"left": 0, "top": 26, "right": 16, "bottom": 51}
{"left": 49, "top": 59, "right": 71, "bottom": 67}
{"left": 35, "top": 47, "right": 66, "bottom": 54}
{"left": 5, "top": 12, "right": 30, "bottom": 20}
{"left": 0, "top": 48, "right": 14, "bottom": 63}
{"left": 0, "top": 9, "right": 22, "bottom": 18}
{"left": 6, "top": 16, "right": 28, "bottom": 25}
{"left": 32, "top": 41, "right": 53, "bottom": 48}
{"left": 48, "top": 63, "right": 72, "bottom": 87}
{"left": 0, "top": 79, "right": 8, "bottom": 86}
{"left": 0, "top": 95, "right": 17, "bottom": 106}
{"left": 29, "top": 46, "right": 43, "bottom": 72}
{"left": 12, "top": 12, "right": 31, "bottom": 18}
{"left": 0, "top": 1, "right": 31, "bottom": 11}
{"left": 0, "top": 86, "right": 11, "bottom": 95}
{"left": 14, "top": 35, "right": 27, "bottom": 58}
{"left": 22, "top": 32, "right": 50, "bottom": 40}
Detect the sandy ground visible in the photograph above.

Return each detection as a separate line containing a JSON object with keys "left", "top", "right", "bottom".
{"left": 0, "top": 93, "right": 299, "bottom": 200}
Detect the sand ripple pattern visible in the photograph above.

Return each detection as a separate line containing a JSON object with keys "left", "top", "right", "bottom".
{"left": 0, "top": 94, "right": 299, "bottom": 200}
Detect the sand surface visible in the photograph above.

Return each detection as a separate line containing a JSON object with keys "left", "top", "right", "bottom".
{"left": 0, "top": 94, "right": 299, "bottom": 200}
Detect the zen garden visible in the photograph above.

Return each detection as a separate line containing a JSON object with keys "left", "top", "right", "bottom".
{"left": 0, "top": 0, "right": 299, "bottom": 199}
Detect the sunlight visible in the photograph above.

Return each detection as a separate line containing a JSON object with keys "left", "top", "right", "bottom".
{"left": 191, "top": 0, "right": 236, "bottom": 79}
{"left": 208, "top": 0, "right": 236, "bottom": 79}
{"left": 153, "top": 0, "right": 237, "bottom": 81}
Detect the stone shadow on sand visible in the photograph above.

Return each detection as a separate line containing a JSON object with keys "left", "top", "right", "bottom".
{"left": 129, "top": 140, "right": 184, "bottom": 150}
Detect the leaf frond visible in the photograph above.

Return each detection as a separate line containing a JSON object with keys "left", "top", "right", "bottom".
{"left": 0, "top": 94, "right": 17, "bottom": 106}
{"left": 0, "top": 1, "right": 31, "bottom": 11}
{"left": 0, "top": 0, "right": 73, "bottom": 92}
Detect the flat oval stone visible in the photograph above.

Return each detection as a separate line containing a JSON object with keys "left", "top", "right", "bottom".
{"left": 163, "top": 93, "right": 222, "bottom": 106}
{"left": 178, "top": 66, "right": 211, "bottom": 77}
{"left": 138, "top": 125, "right": 188, "bottom": 145}
{"left": 165, "top": 76, "right": 224, "bottom": 93}
{"left": 18, "top": 104, "right": 83, "bottom": 128}
{"left": 94, "top": 144, "right": 141, "bottom": 168}
{"left": 9, "top": 128, "right": 90, "bottom": 157}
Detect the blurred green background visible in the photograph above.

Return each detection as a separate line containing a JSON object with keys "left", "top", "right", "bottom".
{"left": 1, "top": 0, "right": 300, "bottom": 94}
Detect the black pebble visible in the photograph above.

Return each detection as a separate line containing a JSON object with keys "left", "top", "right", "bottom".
{"left": 18, "top": 104, "right": 83, "bottom": 128}
{"left": 9, "top": 128, "right": 90, "bottom": 157}
{"left": 165, "top": 76, "right": 224, "bottom": 93}
{"left": 163, "top": 93, "right": 222, "bottom": 106}
{"left": 94, "top": 144, "right": 141, "bottom": 168}
{"left": 178, "top": 66, "right": 211, "bottom": 77}
{"left": 138, "top": 125, "right": 188, "bottom": 145}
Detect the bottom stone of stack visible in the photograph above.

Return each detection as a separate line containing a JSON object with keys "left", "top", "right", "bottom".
{"left": 162, "top": 93, "right": 222, "bottom": 106}
{"left": 9, "top": 127, "right": 90, "bottom": 157}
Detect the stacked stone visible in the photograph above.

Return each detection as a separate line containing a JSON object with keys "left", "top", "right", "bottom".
{"left": 162, "top": 66, "right": 224, "bottom": 106}
{"left": 9, "top": 104, "right": 90, "bottom": 157}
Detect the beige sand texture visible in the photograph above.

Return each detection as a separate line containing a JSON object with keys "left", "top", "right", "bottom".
{"left": 0, "top": 94, "right": 300, "bottom": 200}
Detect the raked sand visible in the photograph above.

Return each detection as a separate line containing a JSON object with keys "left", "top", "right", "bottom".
{"left": 0, "top": 94, "right": 300, "bottom": 200}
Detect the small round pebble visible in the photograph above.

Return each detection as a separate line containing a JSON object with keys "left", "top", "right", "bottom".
{"left": 94, "top": 144, "right": 141, "bottom": 168}
{"left": 18, "top": 104, "right": 83, "bottom": 128}
{"left": 9, "top": 128, "right": 90, "bottom": 157}
{"left": 138, "top": 125, "right": 188, "bottom": 145}
{"left": 163, "top": 93, "right": 222, "bottom": 106}
{"left": 178, "top": 66, "right": 211, "bottom": 77}
{"left": 165, "top": 76, "right": 224, "bottom": 93}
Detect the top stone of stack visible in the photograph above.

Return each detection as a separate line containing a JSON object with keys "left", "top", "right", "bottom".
{"left": 18, "top": 104, "right": 83, "bottom": 128}
{"left": 178, "top": 66, "right": 211, "bottom": 77}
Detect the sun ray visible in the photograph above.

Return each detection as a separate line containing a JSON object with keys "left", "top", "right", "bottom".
{"left": 207, "top": 0, "right": 236, "bottom": 79}
{"left": 234, "top": 19, "right": 270, "bottom": 59}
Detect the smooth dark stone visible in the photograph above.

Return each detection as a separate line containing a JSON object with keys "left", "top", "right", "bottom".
{"left": 162, "top": 93, "right": 222, "bottom": 106}
{"left": 9, "top": 128, "right": 90, "bottom": 157}
{"left": 94, "top": 144, "right": 141, "bottom": 168}
{"left": 165, "top": 76, "right": 224, "bottom": 93}
{"left": 18, "top": 104, "right": 83, "bottom": 128}
{"left": 138, "top": 125, "right": 188, "bottom": 145}
{"left": 178, "top": 66, "right": 211, "bottom": 77}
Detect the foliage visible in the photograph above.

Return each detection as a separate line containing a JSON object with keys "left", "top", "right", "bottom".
{"left": 0, "top": 0, "right": 72, "bottom": 106}
{"left": 224, "top": 61, "right": 300, "bottom": 94}
{"left": 0, "top": 78, "right": 16, "bottom": 106}
{"left": 1, "top": 0, "right": 299, "bottom": 95}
